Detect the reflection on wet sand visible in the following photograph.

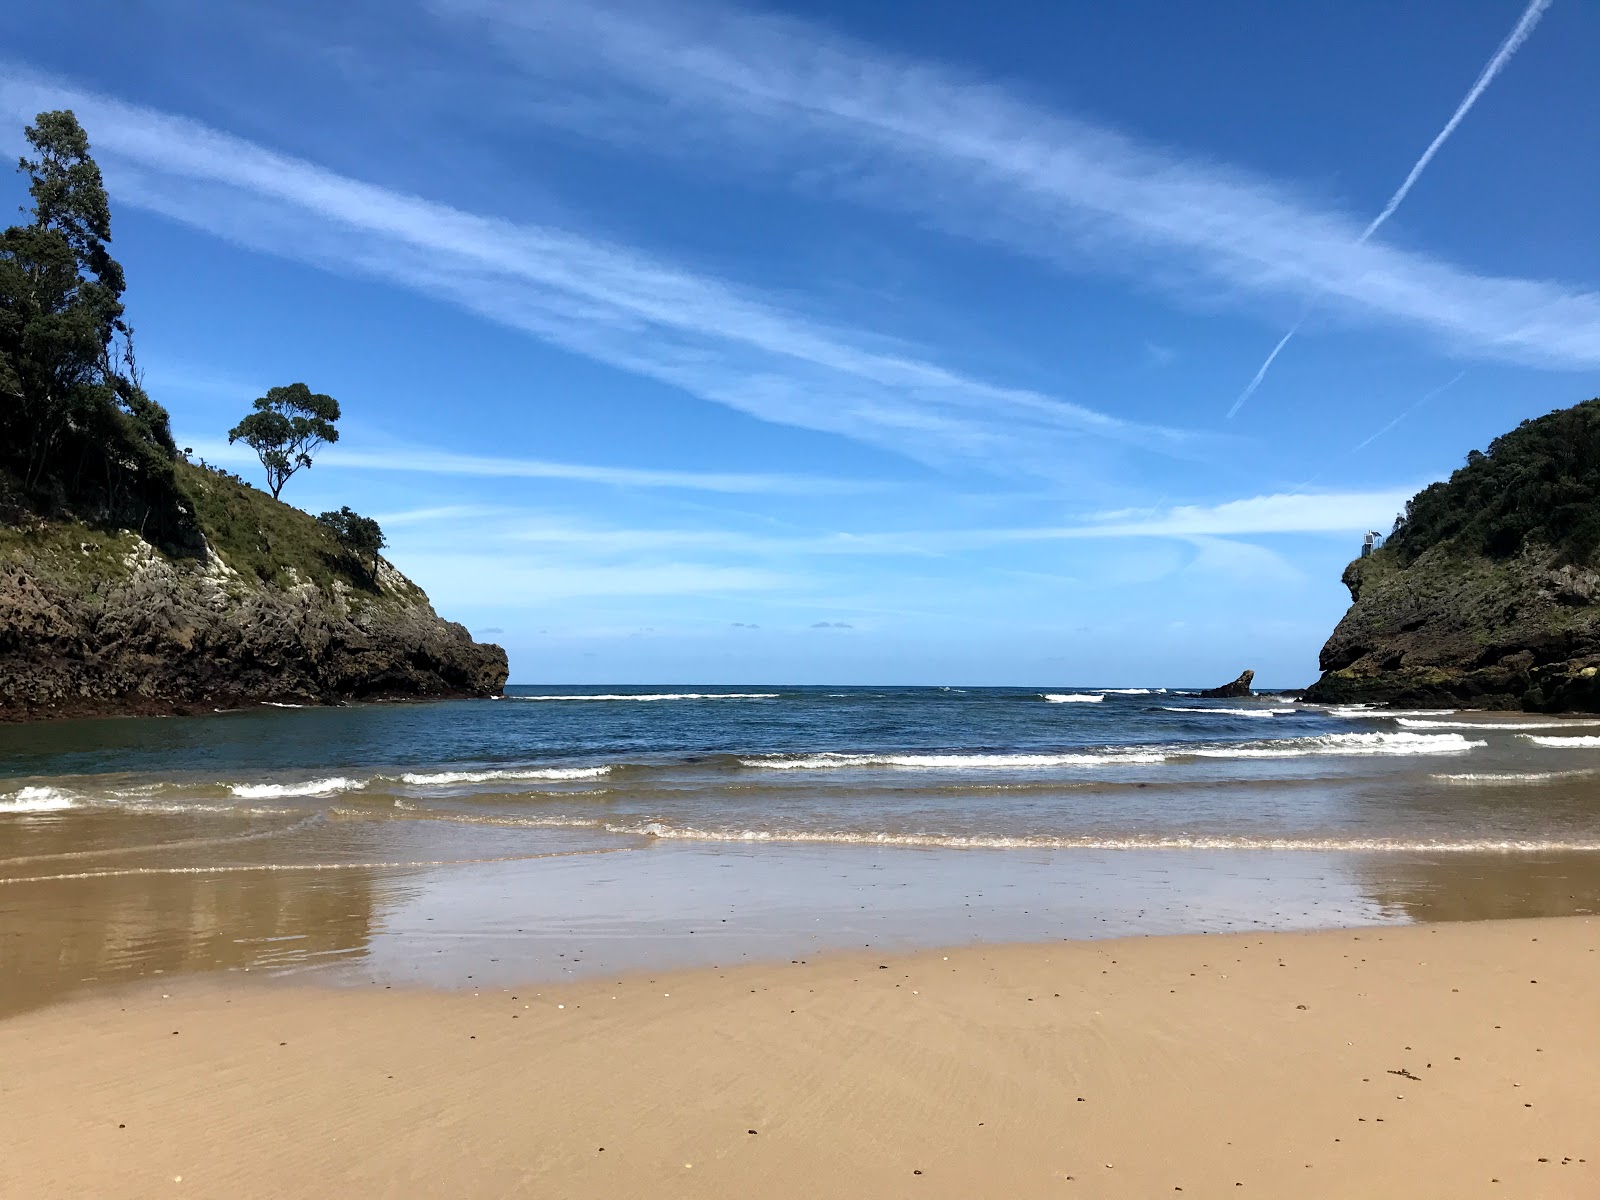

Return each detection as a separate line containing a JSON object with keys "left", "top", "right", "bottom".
{"left": 0, "top": 812, "right": 378, "bottom": 1018}
{"left": 1363, "top": 852, "right": 1600, "bottom": 923}
{"left": 6, "top": 803, "right": 1600, "bottom": 1018}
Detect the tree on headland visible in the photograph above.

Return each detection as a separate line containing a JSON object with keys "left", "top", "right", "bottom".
{"left": 317, "top": 505, "right": 385, "bottom": 580}
{"left": 0, "top": 110, "right": 191, "bottom": 542}
{"left": 228, "top": 383, "right": 341, "bottom": 500}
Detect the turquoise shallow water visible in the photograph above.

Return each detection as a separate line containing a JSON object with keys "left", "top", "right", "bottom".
{"left": 3, "top": 687, "right": 1600, "bottom": 1012}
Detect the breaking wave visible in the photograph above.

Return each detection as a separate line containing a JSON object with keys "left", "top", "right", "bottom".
{"left": 0, "top": 786, "right": 76, "bottom": 814}
{"left": 228, "top": 777, "right": 365, "bottom": 799}
{"left": 1162, "top": 707, "right": 1294, "bottom": 718}
{"left": 1042, "top": 693, "right": 1103, "bottom": 703}
{"left": 1322, "top": 707, "right": 1457, "bottom": 719}
{"left": 1524, "top": 735, "right": 1600, "bottom": 748}
{"left": 398, "top": 766, "right": 611, "bottom": 785}
{"left": 1189, "top": 732, "right": 1482, "bottom": 758}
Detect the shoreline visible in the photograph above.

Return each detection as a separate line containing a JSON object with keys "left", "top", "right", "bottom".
{"left": 4, "top": 916, "right": 1595, "bottom": 1197}
{"left": 0, "top": 688, "right": 502, "bottom": 726}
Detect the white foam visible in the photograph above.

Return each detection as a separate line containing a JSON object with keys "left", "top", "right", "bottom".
{"left": 398, "top": 766, "right": 611, "bottom": 785}
{"left": 1433, "top": 769, "right": 1600, "bottom": 785}
{"left": 0, "top": 786, "right": 76, "bottom": 814}
{"left": 1093, "top": 688, "right": 1165, "bottom": 695}
{"left": 1400, "top": 718, "right": 1600, "bottom": 730}
{"left": 262, "top": 701, "right": 307, "bottom": 709}
{"left": 740, "top": 750, "right": 1168, "bottom": 771}
{"left": 1524, "top": 735, "right": 1600, "bottom": 748}
{"left": 611, "top": 823, "right": 1600, "bottom": 853}
{"left": 1042, "top": 693, "right": 1103, "bottom": 703}
{"left": 1192, "top": 732, "right": 1482, "bottom": 759}
{"left": 228, "top": 777, "right": 364, "bottom": 799}
{"left": 512, "top": 693, "right": 779, "bottom": 702}
{"left": 1323, "top": 706, "right": 1457, "bottom": 719}
{"left": 1162, "top": 707, "right": 1294, "bottom": 718}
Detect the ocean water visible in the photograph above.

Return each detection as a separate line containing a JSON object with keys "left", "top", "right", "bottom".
{"left": 4, "top": 686, "right": 1600, "bottom": 1012}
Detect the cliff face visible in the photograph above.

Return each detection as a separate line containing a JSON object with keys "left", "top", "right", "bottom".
{"left": 1305, "top": 538, "right": 1600, "bottom": 712}
{"left": 1305, "top": 398, "right": 1600, "bottom": 714}
{"left": 0, "top": 468, "right": 507, "bottom": 721}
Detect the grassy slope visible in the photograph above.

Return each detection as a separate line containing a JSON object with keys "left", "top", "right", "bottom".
{"left": 2, "top": 463, "right": 422, "bottom": 605}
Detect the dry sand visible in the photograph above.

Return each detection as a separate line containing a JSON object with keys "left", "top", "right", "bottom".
{"left": 2, "top": 917, "right": 1595, "bottom": 1198}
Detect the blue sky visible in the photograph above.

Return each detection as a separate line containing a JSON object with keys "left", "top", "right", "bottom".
{"left": 3, "top": 0, "right": 1596, "bottom": 686}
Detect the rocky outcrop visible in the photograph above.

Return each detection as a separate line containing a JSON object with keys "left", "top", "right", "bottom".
{"left": 1198, "top": 669, "right": 1254, "bottom": 699}
{"left": 0, "top": 523, "right": 507, "bottom": 722}
{"left": 1304, "top": 547, "right": 1600, "bottom": 712}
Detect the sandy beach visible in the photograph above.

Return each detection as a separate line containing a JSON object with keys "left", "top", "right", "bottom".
{"left": 2, "top": 916, "right": 1594, "bottom": 1198}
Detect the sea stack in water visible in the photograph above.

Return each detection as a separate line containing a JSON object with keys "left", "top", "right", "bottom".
{"left": 1198, "top": 669, "right": 1254, "bottom": 698}
{"left": 1306, "top": 398, "right": 1600, "bottom": 712}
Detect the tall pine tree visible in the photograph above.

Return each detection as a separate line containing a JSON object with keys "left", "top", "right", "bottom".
{"left": 0, "top": 110, "right": 191, "bottom": 543}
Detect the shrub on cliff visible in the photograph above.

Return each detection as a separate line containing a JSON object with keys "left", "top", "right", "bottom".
{"left": 317, "top": 506, "right": 386, "bottom": 583}
{"left": 1388, "top": 398, "right": 1600, "bottom": 567}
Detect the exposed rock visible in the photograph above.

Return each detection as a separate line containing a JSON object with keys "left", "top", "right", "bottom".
{"left": 1198, "top": 670, "right": 1254, "bottom": 699}
{"left": 1305, "top": 546, "right": 1600, "bottom": 712}
{"left": 1, "top": 498, "right": 506, "bottom": 722}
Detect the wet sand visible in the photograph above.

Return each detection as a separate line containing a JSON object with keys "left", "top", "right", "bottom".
{"left": 2, "top": 917, "right": 1594, "bottom": 1198}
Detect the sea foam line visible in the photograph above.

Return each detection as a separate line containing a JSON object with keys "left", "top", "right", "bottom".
{"left": 1524, "top": 735, "right": 1600, "bottom": 748}
{"left": 1042, "top": 693, "right": 1103, "bottom": 703}
{"left": 0, "top": 844, "right": 638, "bottom": 886}
{"left": 1433, "top": 769, "right": 1600, "bottom": 785}
{"left": 612, "top": 823, "right": 1600, "bottom": 853}
{"left": 1401, "top": 718, "right": 1600, "bottom": 730}
{"left": 512, "top": 692, "right": 779, "bottom": 702}
{"left": 740, "top": 750, "right": 1169, "bottom": 770}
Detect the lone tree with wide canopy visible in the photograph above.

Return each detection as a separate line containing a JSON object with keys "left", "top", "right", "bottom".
{"left": 228, "top": 382, "right": 340, "bottom": 499}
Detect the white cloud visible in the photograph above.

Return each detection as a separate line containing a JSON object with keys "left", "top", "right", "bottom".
{"left": 184, "top": 436, "right": 872, "bottom": 495}
{"left": 1057, "top": 490, "right": 1412, "bottom": 539}
{"left": 438, "top": 0, "right": 1600, "bottom": 371}
{"left": 0, "top": 69, "right": 1199, "bottom": 477}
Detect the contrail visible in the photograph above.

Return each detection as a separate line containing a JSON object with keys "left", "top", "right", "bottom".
{"left": 1229, "top": 0, "right": 1553, "bottom": 418}
{"left": 1349, "top": 370, "right": 1469, "bottom": 453}
{"left": 1294, "top": 370, "right": 1468, "bottom": 489}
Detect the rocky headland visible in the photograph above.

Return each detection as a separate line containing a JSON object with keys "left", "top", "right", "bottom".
{"left": 1, "top": 464, "right": 507, "bottom": 722}
{"left": 1306, "top": 398, "right": 1600, "bottom": 712}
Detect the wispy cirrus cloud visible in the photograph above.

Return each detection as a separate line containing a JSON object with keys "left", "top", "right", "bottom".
{"left": 185, "top": 436, "right": 873, "bottom": 495}
{"left": 0, "top": 69, "right": 1197, "bottom": 477}
{"left": 397, "top": 489, "right": 1413, "bottom": 561}
{"left": 435, "top": 0, "right": 1600, "bottom": 374}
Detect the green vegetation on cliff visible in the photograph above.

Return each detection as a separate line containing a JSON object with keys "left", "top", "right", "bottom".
{"left": 1388, "top": 398, "right": 1600, "bottom": 566}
